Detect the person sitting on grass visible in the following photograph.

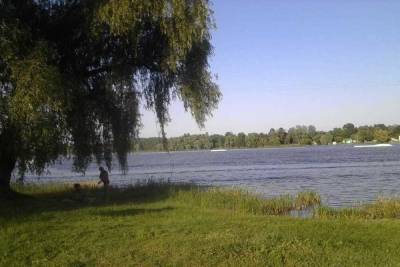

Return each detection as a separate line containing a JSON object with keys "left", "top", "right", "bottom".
{"left": 98, "top": 166, "right": 110, "bottom": 188}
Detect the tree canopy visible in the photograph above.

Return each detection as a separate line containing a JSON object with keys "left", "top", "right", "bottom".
{"left": 0, "top": 0, "right": 220, "bottom": 189}
{"left": 135, "top": 123, "right": 400, "bottom": 151}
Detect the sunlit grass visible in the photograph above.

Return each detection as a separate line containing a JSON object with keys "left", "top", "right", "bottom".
{"left": 2, "top": 181, "right": 400, "bottom": 266}
{"left": 315, "top": 197, "right": 400, "bottom": 219}
{"left": 10, "top": 181, "right": 399, "bottom": 220}
{"left": 294, "top": 191, "right": 321, "bottom": 210}
{"left": 173, "top": 188, "right": 321, "bottom": 215}
{"left": 9, "top": 181, "right": 320, "bottom": 216}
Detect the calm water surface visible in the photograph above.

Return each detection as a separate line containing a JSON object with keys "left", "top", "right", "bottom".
{"left": 23, "top": 145, "right": 400, "bottom": 207}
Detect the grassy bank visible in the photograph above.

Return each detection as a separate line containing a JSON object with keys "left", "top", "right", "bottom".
{"left": 1, "top": 182, "right": 400, "bottom": 266}
{"left": 316, "top": 197, "right": 400, "bottom": 219}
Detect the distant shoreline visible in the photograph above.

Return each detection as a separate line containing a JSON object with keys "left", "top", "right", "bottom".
{"left": 133, "top": 143, "right": 396, "bottom": 153}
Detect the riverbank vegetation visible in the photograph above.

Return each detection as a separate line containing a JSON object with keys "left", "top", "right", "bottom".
{"left": 316, "top": 197, "right": 400, "bottom": 219}
{"left": 136, "top": 123, "right": 400, "bottom": 151}
{"left": 2, "top": 182, "right": 400, "bottom": 266}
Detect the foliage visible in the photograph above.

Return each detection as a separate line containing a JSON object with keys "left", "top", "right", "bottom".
{"left": 0, "top": 0, "right": 220, "bottom": 187}
{"left": 135, "top": 123, "right": 400, "bottom": 151}
{"left": 374, "top": 129, "right": 390, "bottom": 143}
{"left": 342, "top": 123, "right": 356, "bottom": 138}
{"left": 356, "top": 126, "right": 375, "bottom": 142}
{"left": 319, "top": 133, "right": 333, "bottom": 145}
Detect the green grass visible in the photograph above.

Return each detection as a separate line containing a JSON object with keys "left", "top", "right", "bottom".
{"left": 172, "top": 187, "right": 319, "bottom": 215}
{"left": 315, "top": 197, "right": 400, "bottom": 219}
{"left": 1, "top": 182, "right": 400, "bottom": 266}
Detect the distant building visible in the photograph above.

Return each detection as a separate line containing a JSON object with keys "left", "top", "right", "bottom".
{"left": 390, "top": 136, "right": 400, "bottom": 142}
{"left": 342, "top": 138, "right": 354, "bottom": 144}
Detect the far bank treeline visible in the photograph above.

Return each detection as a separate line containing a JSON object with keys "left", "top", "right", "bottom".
{"left": 134, "top": 123, "right": 400, "bottom": 151}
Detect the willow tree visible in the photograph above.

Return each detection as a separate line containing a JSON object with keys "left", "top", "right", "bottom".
{"left": 0, "top": 0, "right": 220, "bottom": 190}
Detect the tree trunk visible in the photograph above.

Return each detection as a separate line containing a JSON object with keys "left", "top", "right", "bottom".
{"left": 0, "top": 125, "right": 17, "bottom": 192}
{"left": 0, "top": 157, "right": 15, "bottom": 192}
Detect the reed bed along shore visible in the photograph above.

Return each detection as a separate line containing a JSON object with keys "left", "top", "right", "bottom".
{"left": 6, "top": 180, "right": 400, "bottom": 219}
{"left": 316, "top": 197, "right": 400, "bottom": 219}
{"left": 6, "top": 180, "right": 321, "bottom": 216}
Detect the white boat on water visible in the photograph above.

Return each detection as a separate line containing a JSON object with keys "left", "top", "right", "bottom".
{"left": 354, "top": 144, "right": 392, "bottom": 148}
{"left": 210, "top": 149, "right": 227, "bottom": 152}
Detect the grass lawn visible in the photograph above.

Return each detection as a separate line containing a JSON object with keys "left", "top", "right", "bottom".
{"left": 1, "top": 182, "right": 400, "bottom": 266}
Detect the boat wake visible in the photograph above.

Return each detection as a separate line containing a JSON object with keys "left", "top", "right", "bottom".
{"left": 354, "top": 144, "right": 392, "bottom": 148}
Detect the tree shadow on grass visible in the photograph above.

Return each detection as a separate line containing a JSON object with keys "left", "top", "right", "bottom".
{"left": 94, "top": 207, "right": 175, "bottom": 217}
{"left": 0, "top": 182, "right": 198, "bottom": 219}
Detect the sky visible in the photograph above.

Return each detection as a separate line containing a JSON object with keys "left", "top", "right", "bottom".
{"left": 140, "top": 0, "right": 400, "bottom": 137}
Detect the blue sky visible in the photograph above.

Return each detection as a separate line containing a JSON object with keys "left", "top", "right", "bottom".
{"left": 140, "top": 0, "right": 400, "bottom": 137}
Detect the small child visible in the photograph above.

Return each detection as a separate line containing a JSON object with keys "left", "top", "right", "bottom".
{"left": 98, "top": 167, "right": 110, "bottom": 188}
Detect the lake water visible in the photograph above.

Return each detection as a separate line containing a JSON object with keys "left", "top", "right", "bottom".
{"left": 22, "top": 145, "right": 400, "bottom": 207}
